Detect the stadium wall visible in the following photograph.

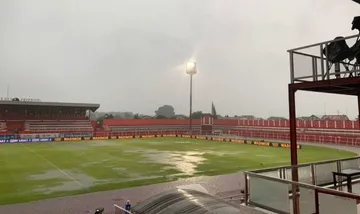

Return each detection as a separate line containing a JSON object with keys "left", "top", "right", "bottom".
{"left": 2, "top": 118, "right": 360, "bottom": 146}
{"left": 101, "top": 118, "right": 360, "bottom": 146}
{"left": 103, "top": 119, "right": 359, "bottom": 129}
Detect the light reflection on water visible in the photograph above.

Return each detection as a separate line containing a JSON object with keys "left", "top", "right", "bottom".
{"left": 138, "top": 150, "right": 205, "bottom": 175}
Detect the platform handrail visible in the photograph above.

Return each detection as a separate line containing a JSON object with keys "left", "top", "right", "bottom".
{"left": 250, "top": 156, "right": 360, "bottom": 174}
{"left": 245, "top": 171, "right": 360, "bottom": 201}
{"left": 287, "top": 34, "right": 360, "bottom": 52}
{"left": 245, "top": 170, "right": 360, "bottom": 214}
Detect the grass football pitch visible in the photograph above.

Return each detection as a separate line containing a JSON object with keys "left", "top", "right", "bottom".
{"left": 0, "top": 137, "right": 356, "bottom": 205}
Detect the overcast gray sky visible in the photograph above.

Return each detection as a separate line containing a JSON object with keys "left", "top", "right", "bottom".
{"left": 0, "top": 0, "right": 359, "bottom": 118}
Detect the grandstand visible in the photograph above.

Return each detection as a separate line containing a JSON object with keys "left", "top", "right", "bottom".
{"left": 0, "top": 99, "right": 99, "bottom": 135}
{"left": 24, "top": 120, "right": 93, "bottom": 132}
{"left": 104, "top": 119, "right": 202, "bottom": 133}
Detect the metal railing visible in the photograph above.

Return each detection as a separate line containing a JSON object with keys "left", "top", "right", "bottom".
{"left": 245, "top": 156, "right": 360, "bottom": 214}
{"left": 288, "top": 34, "right": 360, "bottom": 83}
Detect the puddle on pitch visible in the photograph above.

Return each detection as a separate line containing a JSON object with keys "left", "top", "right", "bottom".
{"left": 126, "top": 149, "right": 205, "bottom": 176}
{"left": 205, "top": 150, "right": 248, "bottom": 156}
{"left": 174, "top": 141, "right": 192, "bottom": 144}
{"left": 147, "top": 141, "right": 164, "bottom": 145}
{"left": 29, "top": 169, "right": 97, "bottom": 194}
{"left": 255, "top": 154, "right": 274, "bottom": 157}
{"left": 80, "top": 159, "right": 112, "bottom": 167}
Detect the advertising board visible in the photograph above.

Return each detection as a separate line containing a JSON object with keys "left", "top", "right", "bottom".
{"left": 92, "top": 136, "right": 108, "bottom": 140}
{"left": 163, "top": 134, "right": 176, "bottom": 137}
{"left": 0, "top": 133, "right": 301, "bottom": 150}
{"left": 64, "top": 138, "right": 82, "bottom": 141}
{"left": 118, "top": 136, "right": 133, "bottom": 139}
{"left": 141, "top": 135, "right": 155, "bottom": 138}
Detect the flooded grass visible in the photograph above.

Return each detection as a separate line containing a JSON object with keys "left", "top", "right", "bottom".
{"left": 0, "top": 138, "right": 356, "bottom": 205}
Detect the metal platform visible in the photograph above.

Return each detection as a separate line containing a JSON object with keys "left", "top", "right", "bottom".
{"left": 287, "top": 34, "right": 360, "bottom": 214}
{"left": 289, "top": 76, "right": 360, "bottom": 96}
{"left": 245, "top": 157, "right": 360, "bottom": 214}
{"left": 288, "top": 34, "right": 360, "bottom": 95}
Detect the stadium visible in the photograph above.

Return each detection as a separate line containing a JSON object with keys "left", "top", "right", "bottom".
{"left": 4, "top": 1, "right": 360, "bottom": 214}
{"left": 1, "top": 88, "right": 360, "bottom": 214}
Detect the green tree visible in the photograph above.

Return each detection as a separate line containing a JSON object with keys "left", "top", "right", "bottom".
{"left": 155, "top": 105, "right": 175, "bottom": 118}
{"left": 191, "top": 111, "right": 203, "bottom": 119}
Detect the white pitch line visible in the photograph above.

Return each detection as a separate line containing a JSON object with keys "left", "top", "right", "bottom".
{"left": 21, "top": 143, "right": 84, "bottom": 187}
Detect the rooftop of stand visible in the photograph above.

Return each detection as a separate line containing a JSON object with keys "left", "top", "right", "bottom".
{"left": 0, "top": 100, "right": 100, "bottom": 111}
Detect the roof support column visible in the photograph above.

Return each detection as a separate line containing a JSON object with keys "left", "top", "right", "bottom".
{"left": 358, "top": 93, "right": 360, "bottom": 129}
{"left": 289, "top": 85, "right": 299, "bottom": 214}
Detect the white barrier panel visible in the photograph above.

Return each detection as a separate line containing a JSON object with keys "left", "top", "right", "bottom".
{"left": 20, "top": 133, "right": 60, "bottom": 139}
{"left": 249, "top": 176, "right": 290, "bottom": 213}
{"left": 299, "top": 187, "right": 316, "bottom": 214}
{"left": 319, "top": 193, "right": 357, "bottom": 214}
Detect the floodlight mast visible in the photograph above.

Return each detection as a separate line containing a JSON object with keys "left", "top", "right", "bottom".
{"left": 186, "top": 61, "right": 197, "bottom": 135}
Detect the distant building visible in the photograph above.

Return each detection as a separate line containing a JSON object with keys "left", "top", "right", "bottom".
{"left": 175, "top": 115, "right": 188, "bottom": 120}
{"left": 297, "top": 115, "right": 321, "bottom": 121}
{"left": 140, "top": 115, "right": 152, "bottom": 119}
{"left": 224, "top": 116, "right": 238, "bottom": 120}
{"left": 267, "top": 116, "right": 287, "bottom": 120}
{"left": 297, "top": 114, "right": 349, "bottom": 121}
{"left": 320, "top": 115, "right": 349, "bottom": 121}
{"left": 237, "top": 115, "right": 255, "bottom": 120}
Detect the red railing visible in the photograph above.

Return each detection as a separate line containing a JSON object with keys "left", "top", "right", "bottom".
{"left": 103, "top": 119, "right": 360, "bottom": 129}
{"left": 9, "top": 129, "right": 360, "bottom": 146}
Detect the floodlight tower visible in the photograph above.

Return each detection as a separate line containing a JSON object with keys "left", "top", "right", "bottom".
{"left": 186, "top": 61, "right": 197, "bottom": 135}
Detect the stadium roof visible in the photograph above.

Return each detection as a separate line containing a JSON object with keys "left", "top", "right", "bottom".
{"left": 0, "top": 100, "right": 100, "bottom": 111}
{"left": 132, "top": 189, "right": 251, "bottom": 214}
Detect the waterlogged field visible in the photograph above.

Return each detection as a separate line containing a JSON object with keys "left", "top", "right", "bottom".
{"left": 0, "top": 138, "right": 356, "bottom": 205}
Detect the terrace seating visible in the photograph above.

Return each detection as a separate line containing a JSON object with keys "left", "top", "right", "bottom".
{"left": 109, "top": 125, "right": 200, "bottom": 132}
{"left": 0, "top": 121, "right": 7, "bottom": 132}
{"left": 24, "top": 120, "right": 93, "bottom": 132}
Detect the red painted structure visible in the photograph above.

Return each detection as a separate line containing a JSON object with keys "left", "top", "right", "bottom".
{"left": 200, "top": 114, "right": 214, "bottom": 134}
{"left": 103, "top": 118, "right": 360, "bottom": 146}
{"left": 104, "top": 119, "right": 200, "bottom": 126}
{"left": 0, "top": 100, "right": 99, "bottom": 132}
{"left": 10, "top": 127, "right": 355, "bottom": 147}
{"left": 104, "top": 118, "right": 360, "bottom": 129}
{"left": 287, "top": 35, "right": 360, "bottom": 213}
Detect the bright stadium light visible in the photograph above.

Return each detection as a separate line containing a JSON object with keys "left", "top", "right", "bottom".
{"left": 186, "top": 61, "right": 197, "bottom": 75}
